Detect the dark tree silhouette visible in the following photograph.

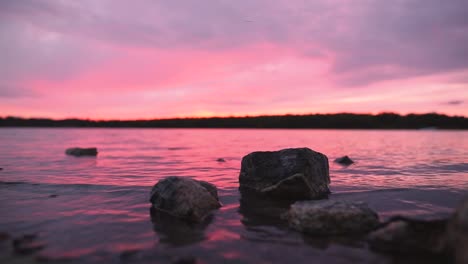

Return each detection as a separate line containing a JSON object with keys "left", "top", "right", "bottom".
{"left": 0, "top": 113, "right": 466, "bottom": 129}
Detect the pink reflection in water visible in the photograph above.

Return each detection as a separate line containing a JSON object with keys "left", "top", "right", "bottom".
{"left": 0, "top": 128, "right": 466, "bottom": 263}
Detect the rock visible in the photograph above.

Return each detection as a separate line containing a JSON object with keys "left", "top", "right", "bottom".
{"left": 65, "top": 147, "right": 98, "bottom": 157}
{"left": 446, "top": 197, "right": 468, "bottom": 264}
{"left": 334, "top": 156, "right": 354, "bottom": 165}
{"left": 216, "top": 158, "right": 226, "bottom": 162}
{"left": 285, "top": 200, "right": 379, "bottom": 235}
{"left": 149, "top": 177, "right": 221, "bottom": 222}
{"left": 239, "top": 148, "right": 330, "bottom": 200}
{"left": 48, "top": 194, "right": 58, "bottom": 198}
{"left": 367, "top": 216, "right": 448, "bottom": 256}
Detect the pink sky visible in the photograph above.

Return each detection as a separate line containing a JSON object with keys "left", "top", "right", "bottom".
{"left": 0, "top": 0, "right": 467, "bottom": 119}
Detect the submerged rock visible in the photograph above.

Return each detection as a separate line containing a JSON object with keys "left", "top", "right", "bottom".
{"left": 149, "top": 177, "right": 221, "bottom": 222}
{"left": 334, "top": 156, "right": 354, "bottom": 165}
{"left": 65, "top": 147, "right": 98, "bottom": 157}
{"left": 216, "top": 158, "right": 226, "bottom": 162}
{"left": 446, "top": 197, "right": 468, "bottom": 264}
{"left": 285, "top": 200, "right": 379, "bottom": 235}
{"left": 239, "top": 148, "right": 330, "bottom": 200}
{"left": 367, "top": 216, "right": 448, "bottom": 256}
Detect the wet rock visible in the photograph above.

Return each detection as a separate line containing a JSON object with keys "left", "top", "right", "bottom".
{"left": 285, "top": 200, "right": 379, "bottom": 235}
{"left": 446, "top": 197, "right": 468, "bottom": 264}
{"left": 239, "top": 148, "right": 330, "bottom": 200}
{"left": 149, "top": 177, "right": 221, "bottom": 222}
{"left": 216, "top": 158, "right": 226, "bottom": 162}
{"left": 48, "top": 194, "right": 58, "bottom": 198}
{"left": 334, "top": 156, "right": 354, "bottom": 165}
{"left": 367, "top": 216, "right": 448, "bottom": 256}
{"left": 65, "top": 147, "right": 98, "bottom": 157}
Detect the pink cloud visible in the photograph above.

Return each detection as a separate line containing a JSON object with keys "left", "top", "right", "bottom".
{"left": 0, "top": 0, "right": 467, "bottom": 119}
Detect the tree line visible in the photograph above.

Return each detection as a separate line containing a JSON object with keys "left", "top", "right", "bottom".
{"left": 0, "top": 113, "right": 466, "bottom": 129}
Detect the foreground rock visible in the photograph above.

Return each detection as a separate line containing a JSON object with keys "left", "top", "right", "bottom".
{"left": 65, "top": 147, "right": 98, "bottom": 157}
{"left": 285, "top": 200, "right": 379, "bottom": 235}
{"left": 334, "top": 156, "right": 354, "bottom": 165}
{"left": 446, "top": 197, "right": 468, "bottom": 264}
{"left": 239, "top": 148, "right": 330, "bottom": 200}
{"left": 368, "top": 216, "right": 448, "bottom": 256}
{"left": 149, "top": 177, "right": 221, "bottom": 222}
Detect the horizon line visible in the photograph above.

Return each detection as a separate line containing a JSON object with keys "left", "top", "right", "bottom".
{"left": 2, "top": 111, "right": 467, "bottom": 122}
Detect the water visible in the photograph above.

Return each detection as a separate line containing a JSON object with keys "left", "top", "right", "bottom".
{"left": 0, "top": 128, "right": 467, "bottom": 263}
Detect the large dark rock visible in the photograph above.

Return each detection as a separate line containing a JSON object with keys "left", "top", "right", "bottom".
{"left": 446, "top": 197, "right": 468, "bottom": 264}
{"left": 149, "top": 177, "right": 221, "bottom": 222}
{"left": 65, "top": 147, "right": 98, "bottom": 157}
{"left": 367, "top": 216, "right": 448, "bottom": 256}
{"left": 285, "top": 200, "right": 379, "bottom": 235}
{"left": 239, "top": 148, "right": 330, "bottom": 200}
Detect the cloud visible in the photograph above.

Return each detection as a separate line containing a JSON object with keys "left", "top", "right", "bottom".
{"left": 1, "top": 0, "right": 468, "bottom": 85}
{"left": 0, "top": 85, "right": 37, "bottom": 98}
{"left": 0, "top": 0, "right": 467, "bottom": 118}
{"left": 444, "top": 100, "right": 464, "bottom": 105}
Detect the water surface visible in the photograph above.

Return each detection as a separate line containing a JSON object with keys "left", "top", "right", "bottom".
{"left": 0, "top": 128, "right": 467, "bottom": 263}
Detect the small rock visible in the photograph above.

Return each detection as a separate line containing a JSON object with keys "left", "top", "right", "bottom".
{"left": 0, "top": 168, "right": 3, "bottom": 171}
{"left": 239, "top": 148, "right": 330, "bottom": 200}
{"left": 334, "top": 156, "right": 354, "bottom": 165}
{"left": 65, "top": 147, "right": 98, "bottom": 157}
{"left": 367, "top": 216, "right": 448, "bottom": 255}
{"left": 285, "top": 200, "right": 379, "bottom": 235}
{"left": 48, "top": 194, "right": 58, "bottom": 198}
{"left": 149, "top": 177, "right": 221, "bottom": 222}
{"left": 216, "top": 158, "right": 226, "bottom": 162}
{"left": 446, "top": 197, "right": 468, "bottom": 264}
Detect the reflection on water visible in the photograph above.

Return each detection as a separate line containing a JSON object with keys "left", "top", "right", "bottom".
{"left": 0, "top": 128, "right": 467, "bottom": 263}
{"left": 150, "top": 207, "right": 213, "bottom": 246}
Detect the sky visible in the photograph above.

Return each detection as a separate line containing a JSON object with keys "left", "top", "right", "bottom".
{"left": 0, "top": 0, "right": 467, "bottom": 119}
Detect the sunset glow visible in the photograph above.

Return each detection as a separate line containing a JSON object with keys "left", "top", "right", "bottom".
{"left": 1, "top": 0, "right": 467, "bottom": 119}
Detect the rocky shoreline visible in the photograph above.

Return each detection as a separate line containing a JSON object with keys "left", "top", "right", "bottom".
{"left": 1, "top": 146, "right": 466, "bottom": 263}
{"left": 149, "top": 147, "right": 467, "bottom": 264}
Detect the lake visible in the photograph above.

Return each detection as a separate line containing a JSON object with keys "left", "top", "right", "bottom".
{"left": 0, "top": 128, "right": 467, "bottom": 263}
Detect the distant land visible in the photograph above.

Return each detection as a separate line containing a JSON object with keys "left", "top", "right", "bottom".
{"left": 0, "top": 113, "right": 467, "bottom": 129}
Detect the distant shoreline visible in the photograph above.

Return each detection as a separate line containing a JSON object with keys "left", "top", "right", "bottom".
{"left": 1, "top": 113, "right": 467, "bottom": 129}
